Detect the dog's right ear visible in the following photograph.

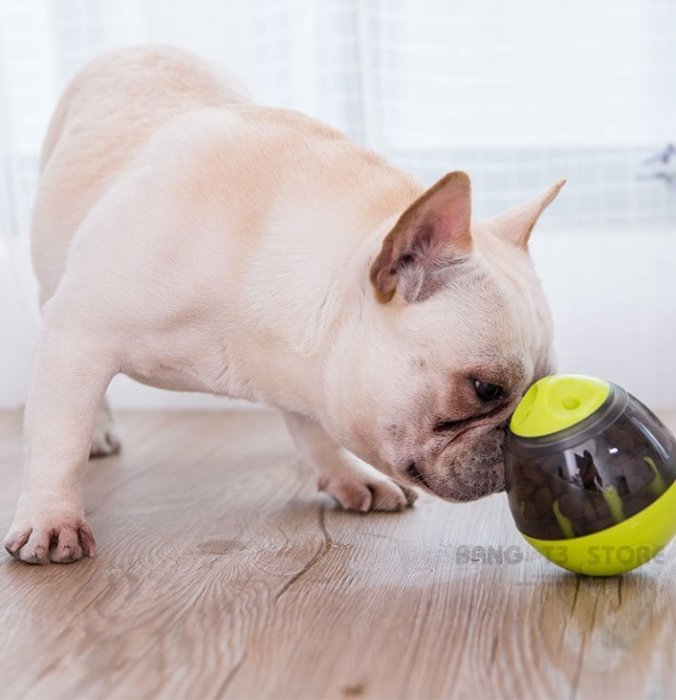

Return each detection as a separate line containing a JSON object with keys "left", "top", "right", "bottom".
{"left": 491, "top": 179, "right": 566, "bottom": 249}
{"left": 369, "top": 171, "right": 472, "bottom": 304}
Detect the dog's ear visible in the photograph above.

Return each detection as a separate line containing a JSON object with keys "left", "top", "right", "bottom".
{"left": 370, "top": 171, "right": 472, "bottom": 304}
{"left": 492, "top": 179, "right": 566, "bottom": 249}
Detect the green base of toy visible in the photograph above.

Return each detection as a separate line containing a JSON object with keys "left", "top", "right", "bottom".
{"left": 522, "top": 480, "right": 676, "bottom": 576}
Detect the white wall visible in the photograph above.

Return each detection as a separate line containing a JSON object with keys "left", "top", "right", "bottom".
{"left": 2, "top": 225, "right": 675, "bottom": 411}
{"left": 531, "top": 225, "right": 676, "bottom": 409}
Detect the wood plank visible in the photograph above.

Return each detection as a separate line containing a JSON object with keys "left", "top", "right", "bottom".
{"left": 0, "top": 410, "right": 674, "bottom": 699}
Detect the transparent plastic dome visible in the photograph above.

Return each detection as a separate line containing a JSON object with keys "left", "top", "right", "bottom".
{"left": 506, "top": 385, "right": 676, "bottom": 540}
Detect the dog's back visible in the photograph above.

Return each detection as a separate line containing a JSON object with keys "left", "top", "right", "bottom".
{"left": 33, "top": 46, "right": 249, "bottom": 303}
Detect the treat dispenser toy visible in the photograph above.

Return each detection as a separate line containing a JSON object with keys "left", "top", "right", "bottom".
{"left": 506, "top": 375, "right": 676, "bottom": 576}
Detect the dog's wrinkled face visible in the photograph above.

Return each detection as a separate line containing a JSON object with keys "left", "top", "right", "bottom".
{"left": 331, "top": 171, "right": 562, "bottom": 502}
{"left": 371, "top": 281, "right": 554, "bottom": 501}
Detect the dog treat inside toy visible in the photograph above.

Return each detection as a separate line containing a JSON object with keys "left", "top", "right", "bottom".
{"left": 506, "top": 375, "right": 676, "bottom": 576}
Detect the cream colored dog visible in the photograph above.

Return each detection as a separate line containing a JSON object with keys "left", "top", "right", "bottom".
{"left": 5, "top": 47, "right": 563, "bottom": 564}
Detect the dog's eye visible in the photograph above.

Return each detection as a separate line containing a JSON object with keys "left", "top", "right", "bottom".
{"left": 474, "top": 380, "right": 503, "bottom": 402}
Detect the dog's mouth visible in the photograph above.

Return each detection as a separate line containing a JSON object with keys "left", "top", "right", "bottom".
{"left": 400, "top": 420, "right": 509, "bottom": 498}
{"left": 401, "top": 419, "right": 485, "bottom": 490}
{"left": 405, "top": 461, "right": 433, "bottom": 491}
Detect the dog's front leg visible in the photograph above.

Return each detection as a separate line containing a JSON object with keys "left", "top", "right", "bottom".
{"left": 4, "top": 321, "right": 115, "bottom": 564}
{"left": 282, "top": 411, "right": 417, "bottom": 512}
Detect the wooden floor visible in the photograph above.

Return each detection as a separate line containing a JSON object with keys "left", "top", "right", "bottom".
{"left": 0, "top": 409, "right": 674, "bottom": 700}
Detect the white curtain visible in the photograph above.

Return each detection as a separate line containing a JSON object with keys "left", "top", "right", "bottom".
{"left": 1, "top": 0, "right": 674, "bottom": 408}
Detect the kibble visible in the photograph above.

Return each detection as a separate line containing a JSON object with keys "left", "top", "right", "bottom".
{"left": 506, "top": 427, "right": 675, "bottom": 540}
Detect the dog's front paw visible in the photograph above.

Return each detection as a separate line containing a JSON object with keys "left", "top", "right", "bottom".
{"left": 4, "top": 494, "right": 95, "bottom": 564}
{"left": 319, "top": 474, "right": 418, "bottom": 512}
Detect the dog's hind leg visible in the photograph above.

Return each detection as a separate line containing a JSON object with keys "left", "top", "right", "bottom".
{"left": 282, "top": 411, "right": 417, "bottom": 512}
{"left": 90, "top": 395, "right": 122, "bottom": 458}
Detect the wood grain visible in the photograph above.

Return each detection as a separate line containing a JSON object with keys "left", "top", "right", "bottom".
{"left": 0, "top": 409, "right": 674, "bottom": 700}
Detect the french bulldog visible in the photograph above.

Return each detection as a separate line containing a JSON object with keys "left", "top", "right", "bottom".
{"left": 4, "top": 46, "right": 563, "bottom": 564}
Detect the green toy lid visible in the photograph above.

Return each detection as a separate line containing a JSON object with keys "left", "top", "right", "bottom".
{"left": 510, "top": 374, "right": 611, "bottom": 438}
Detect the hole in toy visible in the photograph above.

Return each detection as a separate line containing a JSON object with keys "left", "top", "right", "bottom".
{"left": 562, "top": 396, "right": 581, "bottom": 410}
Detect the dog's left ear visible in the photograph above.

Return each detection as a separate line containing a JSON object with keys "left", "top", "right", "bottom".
{"left": 492, "top": 179, "right": 566, "bottom": 249}
{"left": 370, "top": 171, "right": 472, "bottom": 304}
